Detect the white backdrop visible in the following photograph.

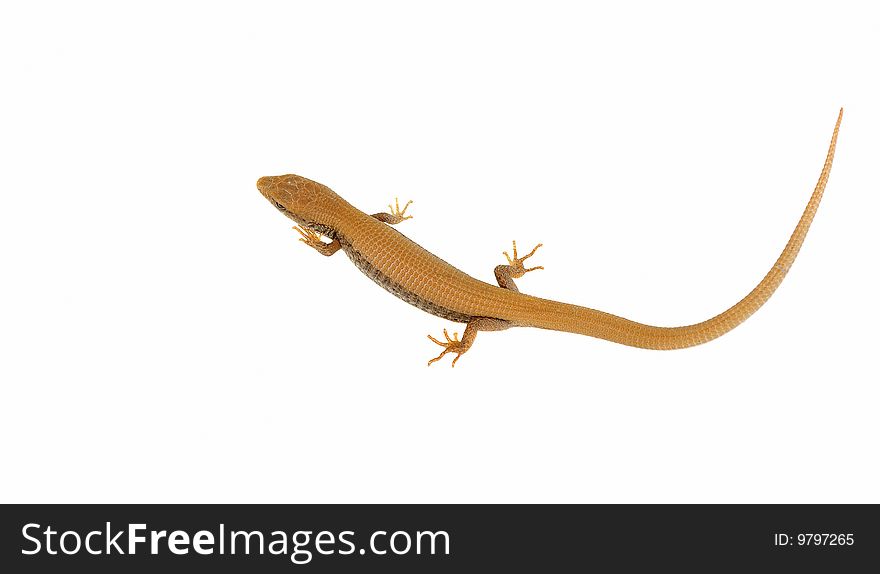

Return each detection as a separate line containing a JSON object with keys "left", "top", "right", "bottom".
{"left": 2, "top": 1, "right": 878, "bottom": 503}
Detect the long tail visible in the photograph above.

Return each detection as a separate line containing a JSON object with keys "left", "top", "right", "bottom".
{"left": 529, "top": 108, "right": 843, "bottom": 349}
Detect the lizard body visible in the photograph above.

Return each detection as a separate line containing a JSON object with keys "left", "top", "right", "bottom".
{"left": 257, "top": 109, "right": 842, "bottom": 366}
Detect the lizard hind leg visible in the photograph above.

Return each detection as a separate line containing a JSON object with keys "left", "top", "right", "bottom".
{"left": 426, "top": 318, "right": 511, "bottom": 367}
{"left": 494, "top": 240, "right": 544, "bottom": 292}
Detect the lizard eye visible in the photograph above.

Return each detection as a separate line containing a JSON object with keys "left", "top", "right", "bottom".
{"left": 272, "top": 199, "right": 287, "bottom": 212}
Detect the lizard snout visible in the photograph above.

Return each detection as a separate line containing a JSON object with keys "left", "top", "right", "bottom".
{"left": 257, "top": 176, "right": 281, "bottom": 193}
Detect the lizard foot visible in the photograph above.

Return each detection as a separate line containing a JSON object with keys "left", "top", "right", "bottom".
{"left": 293, "top": 225, "right": 324, "bottom": 248}
{"left": 503, "top": 240, "right": 544, "bottom": 278}
{"left": 427, "top": 328, "right": 467, "bottom": 367}
{"left": 386, "top": 197, "right": 414, "bottom": 223}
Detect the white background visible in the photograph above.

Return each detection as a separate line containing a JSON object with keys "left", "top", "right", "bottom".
{"left": 2, "top": 1, "right": 878, "bottom": 503}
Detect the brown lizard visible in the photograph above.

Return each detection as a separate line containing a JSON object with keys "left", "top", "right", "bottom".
{"left": 257, "top": 109, "right": 842, "bottom": 366}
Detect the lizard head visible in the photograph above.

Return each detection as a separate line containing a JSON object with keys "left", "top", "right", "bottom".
{"left": 256, "top": 174, "right": 341, "bottom": 230}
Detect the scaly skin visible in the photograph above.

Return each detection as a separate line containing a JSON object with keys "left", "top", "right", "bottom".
{"left": 257, "top": 109, "right": 842, "bottom": 366}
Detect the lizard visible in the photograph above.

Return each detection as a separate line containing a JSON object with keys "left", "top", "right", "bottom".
{"left": 257, "top": 109, "right": 842, "bottom": 366}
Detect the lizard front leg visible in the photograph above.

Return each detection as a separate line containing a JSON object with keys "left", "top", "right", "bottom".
{"left": 293, "top": 226, "right": 341, "bottom": 256}
{"left": 427, "top": 318, "right": 510, "bottom": 367}
{"left": 372, "top": 197, "right": 413, "bottom": 225}
{"left": 494, "top": 240, "right": 544, "bottom": 292}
